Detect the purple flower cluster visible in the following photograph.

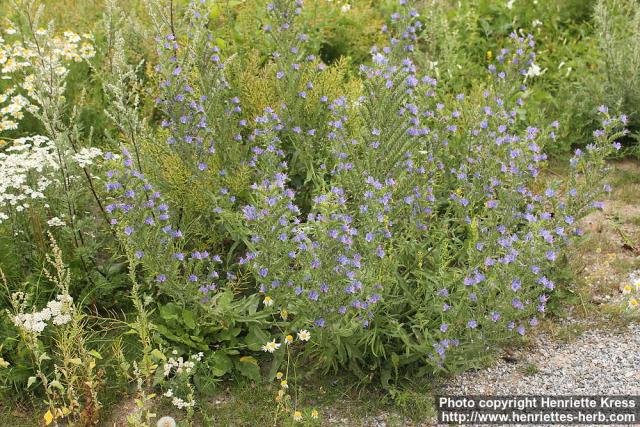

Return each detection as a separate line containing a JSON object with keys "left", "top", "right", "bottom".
{"left": 102, "top": 0, "right": 625, "bottom": 375}
{"left": 104, "top": 148, "right": 223, "bottom": 304}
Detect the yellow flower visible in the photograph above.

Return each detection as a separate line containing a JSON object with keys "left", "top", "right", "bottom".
{"left": 311, "top": 408, "right": 319, "bottom": 419}
{"left": 293, "top": 411, "right": 303, "bottom": 422}
{"left": 276, "top": 371, "right": 284, "bottom": 380}
{"left": 280, "top": 309, "right": 288, "bottom": 320}
{"left": 486, "top": 50, "right": 493, "bottom": 60}
{"left": 285, "top": 334, "right": 294, "bottom": 344}
{"left": 43, "top": 410, "right": 54, "bottom": 426}
{"left": 280, "top": 379, "right": 288, "bottom": 389}
{"left": 629, "top": 298, "right": 638, "bottom": 308}
{"left": 263, "top": 296, "right": 274, "bottom": 307}
{"left": 297, "top": 329, "right": 311, "bottom": 342}
{"left": 623, "top": 285, "right": 633, "bottom": 295}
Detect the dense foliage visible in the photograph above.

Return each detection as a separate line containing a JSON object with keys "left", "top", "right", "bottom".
{"left": 0, "top": 0, "right": 635, "bottom": 425}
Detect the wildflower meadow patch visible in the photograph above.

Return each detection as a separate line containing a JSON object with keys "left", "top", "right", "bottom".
{"left": 0, "top": 0, "right": 636, "bottom": 425}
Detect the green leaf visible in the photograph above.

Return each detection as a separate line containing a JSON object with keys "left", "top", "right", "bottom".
{"left": 49, "top": 380, "right": 64, "bottom": 391}
{"left": 151, "top": 349, "right": 166, "bottom": 362}
{"left": 159, "top": 303, "right": 179, "bottom": 321}
{"left": 88, "top": 350, "right": 102, "bottom": 360}
{"left": 380, "top": 367, "right": 392, "bottom": 389}
{"left": 27, "top": 376, "right": 37, "bottom": 388}
{"left": 391, "top": 353, "right": 400, "bottom": 368}
{"left": 182, "top": 309, "right": 196, "bottom": 329}
{"left": 155, "top": 324, "right": 208, "bottom": 351}
{"left": 244, "top": 327, "right": 270, "bottom": 352}
{"left": 239, "top": 355, "right": 258, "bottom": 365}
{"left": 267, "top": 347, "right": 286, "bottom": 380}
{"left": 217, "top": 327, "right": 242, "bottom": 341}
{"left": 236, "top": 356, "right": 261, "bottom": 382}
{"left": 208, "top": 352, "right": 234, "bottom": 377}
{"left": 215, "top": 291, "right": 234, "bottom": 310}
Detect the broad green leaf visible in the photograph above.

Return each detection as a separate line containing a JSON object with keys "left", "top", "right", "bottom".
{"left": 244, "top": 327, "right": 270, "bottom": 352}
{"left": 236, "top": 356, "right": 260, "bottom": 382}
{"left": 208, "top": 352, "right": 233, "bottom": 377}
{"left": 182, "top": 309, "right": 196, "bottom": 329}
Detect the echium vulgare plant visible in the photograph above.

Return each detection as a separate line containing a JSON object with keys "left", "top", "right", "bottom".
{"left": 106, "top": 0, "right": 625, "bottom": 385}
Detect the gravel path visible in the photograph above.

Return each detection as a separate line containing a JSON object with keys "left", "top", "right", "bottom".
{"left": 443, "top": 322, "right": 640, "bottom": 396}
{"left": 335, "top": 321, "right": 640, "bottom": 427}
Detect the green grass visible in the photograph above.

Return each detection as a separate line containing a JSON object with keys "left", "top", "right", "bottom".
{"left": 96, "top": 375, "right": 438, "bottom": 426}
{"left": 0, "top": 402, "right": 39, "bottom": 427}
{"left": 519, "top": 362, "right": 539, "bottom": 376}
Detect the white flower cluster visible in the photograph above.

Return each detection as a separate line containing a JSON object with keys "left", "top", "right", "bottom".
{"left": 0, "top": 135, "right": 103, "bottom": 223}
{"left": 163, "top": 351, "right": 204, "bottom": 377}
{"left": 47, "top": 217, "right": 66, "bottom": 227}
{"left": 525, "top": 62, "right": 545, "bottom": 79}
{"left": 13, "top": 294, "right": 74, "bottom": 334}
{"left": 0, "top": 136, "right": 59, "bottom": 222}
{"left": 71, "top": 147, "right": 103, "bottom": 168}
{"left": 163, "top": 389, "right": 196, "bottom": 409}
{"left": 162, "top": 350, "right": 203, "bottom": 410}
{"left": 0, "top": 26, "right": 96, "bottom": 132}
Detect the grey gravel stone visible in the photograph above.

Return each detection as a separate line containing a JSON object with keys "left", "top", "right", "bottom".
{"left": 438, "top": 322, "right": 640, "bottom": 426}
{"left": 328, "top": 322, "right": 640, "bottom": 426}
{"left": 444, "top": 323, "right": 640, "bottom": 396}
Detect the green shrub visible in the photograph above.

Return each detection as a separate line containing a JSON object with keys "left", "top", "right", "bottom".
{"left": 594, "top": 0, "right": 640, "bottom": 148}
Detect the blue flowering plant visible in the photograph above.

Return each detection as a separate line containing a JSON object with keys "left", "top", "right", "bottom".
{"left": 102, "top": 0, "right": 624, "bottom": 385}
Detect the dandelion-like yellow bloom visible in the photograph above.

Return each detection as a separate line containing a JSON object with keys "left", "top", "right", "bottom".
{"left": 293, "top": 411, "right": 303, "bottom": 422}
{"left": 623, "top": 285, "right": 633, "bottom": 295}
{"left": 311, "top": 408, "right": 319, "bottom": 419}
{"left": 280, "top": 309, "right": 288, "bottom": 319}
{"left": 280, "top": 379, "right": 288, "bottom": 389}
{"left": 263, "top": 296, "right": 274, "bottom": 307}
{"left": 629, "top": 298, "right": 639, "bottom": 308}
{"left": 276, "top": 371, "right": 284, "bottom": 380}
{"left": 285, "top": 334, "right": 294, "bottom": 344}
